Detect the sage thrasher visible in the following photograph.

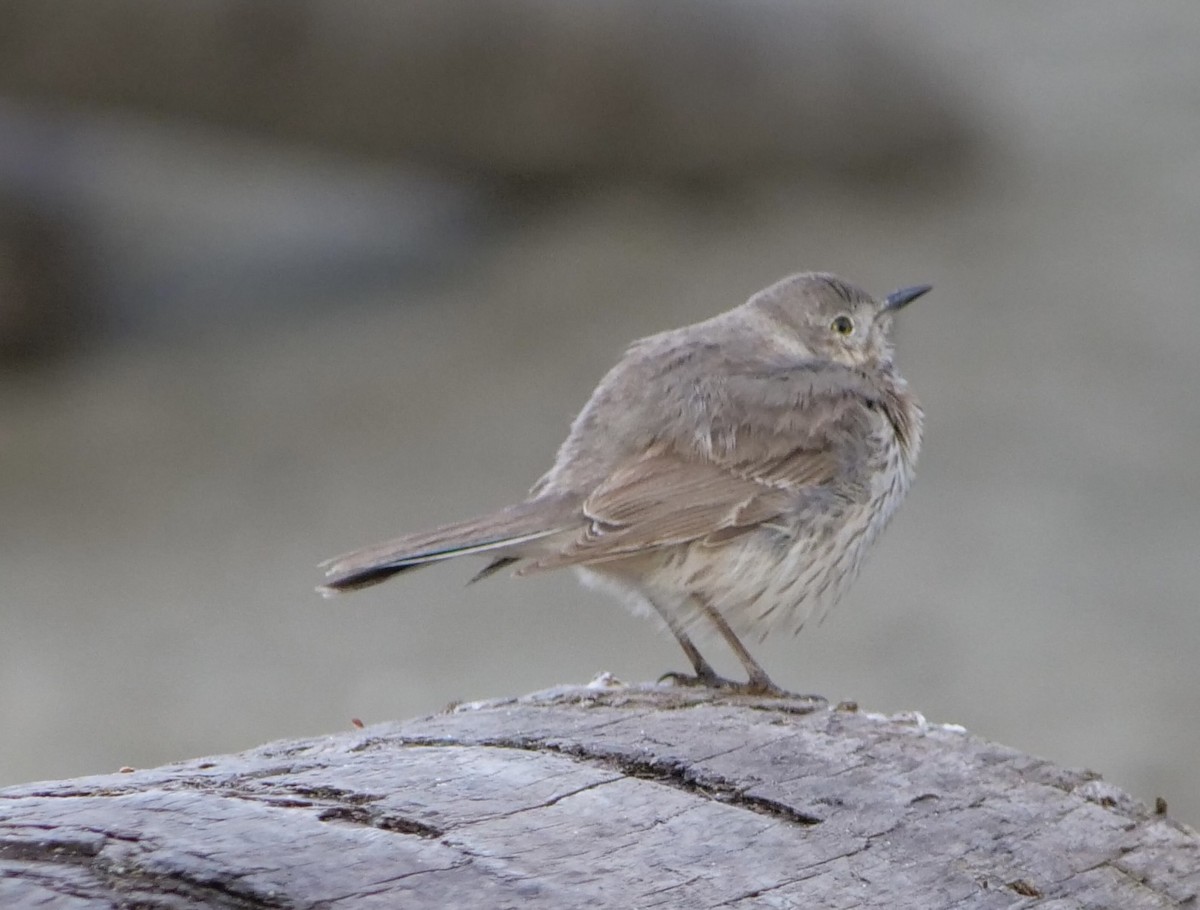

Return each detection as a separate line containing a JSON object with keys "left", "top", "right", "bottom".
{"left": 319, "top": 272, "right": 928, "bottom": 695}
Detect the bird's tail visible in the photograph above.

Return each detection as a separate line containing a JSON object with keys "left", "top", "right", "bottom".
{"left": 317, "top": 496, "right": 575, "bottom": 594}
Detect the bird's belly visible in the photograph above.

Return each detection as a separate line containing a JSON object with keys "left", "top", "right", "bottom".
{"left": 577, "top": 439, "right": 915, "bottom": 641}
{"left": 677, "top": 444, "right": 913, "bottom": 637}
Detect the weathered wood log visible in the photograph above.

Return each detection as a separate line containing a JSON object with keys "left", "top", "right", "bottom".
{"left": 1, "top": 679, "right": 1196, "bottom": 908}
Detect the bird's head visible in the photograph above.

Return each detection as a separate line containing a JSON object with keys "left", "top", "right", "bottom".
{"left": 749, "top": 272, "right": 930, "bottom": 369}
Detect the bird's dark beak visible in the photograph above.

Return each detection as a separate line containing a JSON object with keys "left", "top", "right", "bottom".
{"left": 882, "top": 284, "right": 932, "bottom": 313}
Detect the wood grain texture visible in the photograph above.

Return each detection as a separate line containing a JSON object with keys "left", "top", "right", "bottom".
{"left": 1, "top": 681, "right": 1196, "bottom": 908}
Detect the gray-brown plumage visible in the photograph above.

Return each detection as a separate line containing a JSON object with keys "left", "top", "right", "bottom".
{"left": 319, "top": 272, "right": 928, "bottom": 695}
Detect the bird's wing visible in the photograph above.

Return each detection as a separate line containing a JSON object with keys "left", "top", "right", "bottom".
{"left": 522, "top": 369, "right": 882, "bottom": 572}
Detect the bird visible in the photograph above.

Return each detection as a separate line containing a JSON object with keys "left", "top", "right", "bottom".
{"left": 319, "top": 272, "right": 928, "bottom": 696}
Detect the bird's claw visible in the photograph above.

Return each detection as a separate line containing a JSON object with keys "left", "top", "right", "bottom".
{"left": 657, "top": 669, "right": 824, "bottom": 701}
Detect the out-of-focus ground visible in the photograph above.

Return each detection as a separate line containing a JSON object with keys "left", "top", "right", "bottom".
{"left": 2, "top": 3, "right": 1199, "bottom": 827}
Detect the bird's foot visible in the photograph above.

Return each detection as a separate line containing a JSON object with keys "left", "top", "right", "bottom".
{"left": 657, "top": 668, "right": 731, "bottom": 689}
{"left": 658, "top": 669, "right": 819, "bottom": 701}
{"left": 657, "top": 670, "right": 826, "bottom": 703}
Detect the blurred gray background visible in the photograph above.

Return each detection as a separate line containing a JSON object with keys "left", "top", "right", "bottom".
{"left": 2, "top": 2, "right": 1199, "bottom": 827}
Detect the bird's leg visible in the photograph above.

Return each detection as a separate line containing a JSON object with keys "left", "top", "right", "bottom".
{"left": 645, "top": 596, "right": 722, "bottom": 687}
{"left": 693, "top": 595, "right": 789, "bottom": 697}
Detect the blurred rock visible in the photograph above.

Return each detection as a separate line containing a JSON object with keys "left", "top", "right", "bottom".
{"left": 0, "top": 102, "right": 485, "bottom": 345}
{"left": 0, "top": 0, "right": 977, "bottom": 181}
{"left": 0, "top": 0, "right": 982, "bottom": 357}
{"left": 0, "top": 195, "right": 91, "bottom": 364}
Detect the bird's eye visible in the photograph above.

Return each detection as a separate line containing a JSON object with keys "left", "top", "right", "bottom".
{"left": 831, "top": 315, "right": 854, "bottom": 336}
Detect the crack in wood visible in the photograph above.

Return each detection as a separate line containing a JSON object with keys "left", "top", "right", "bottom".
{"left": 281, "top": 785, "right": 381, "bottom": 806}
{"left": 709, "top": 836, "right": 875, "bottom": 907}
{"left": 174, "top": 781, "right": 450, "bottom": 840}
{"left": 323, "top": 858, "right": 477, "bottom": 903}
{"left": 95, "top": 869, "right": 288, "bottom": 910}
{"left": 316, "top": 804, "right": 444, "bottom": 838}
{"left": 0, "top": 835, "right": 104, "bottom": 863}
{"left": 422, "top": 734, "right": 827, "bottom": 827}
{"left": 454, "top": 774, "right": 625, "bottom": 828}
{"left": 9, "top": 842, "right": 295, "bottom": 910}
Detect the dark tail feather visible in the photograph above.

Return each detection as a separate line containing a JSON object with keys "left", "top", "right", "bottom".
{"left": 467, "top": 556, "right": 519, "bottom": 585}
{"left": 317, "top": 497, "right": 574, "bottom": 595}
{"left": 320, "top": 561, "right": 424, "bottom": 593}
